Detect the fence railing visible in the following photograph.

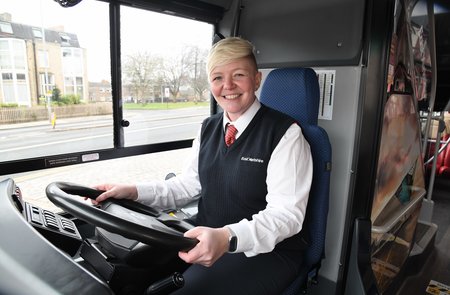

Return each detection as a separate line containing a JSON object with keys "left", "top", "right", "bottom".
{"left": 0, "top": 102, "right": 112, "bottom": 124}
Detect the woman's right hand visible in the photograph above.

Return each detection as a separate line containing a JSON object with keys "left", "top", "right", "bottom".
{"left": 91, "top": 183, "right": 138, "bottom": 204}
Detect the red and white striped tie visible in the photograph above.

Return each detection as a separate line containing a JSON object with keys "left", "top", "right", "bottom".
{"left": 225, "top": 124, "right": 238, "bottom": 146}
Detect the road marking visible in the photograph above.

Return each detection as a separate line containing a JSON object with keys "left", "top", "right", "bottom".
{"left": 125, "top": 122, "right": 200, "bottom": 134}
{"left": 0, "top": 122, "right": 200, "bottom": 153}
{"left": 0, "top": 133, "right": 110, "bottom": 153}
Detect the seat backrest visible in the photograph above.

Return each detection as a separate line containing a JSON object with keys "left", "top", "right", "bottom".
{"left": 259, "top": 67, "right": 332, "bottom": 293}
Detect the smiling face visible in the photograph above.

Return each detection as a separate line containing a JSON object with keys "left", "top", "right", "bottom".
{"left": 209, "top": 57, "right": 262, "bottom": 122}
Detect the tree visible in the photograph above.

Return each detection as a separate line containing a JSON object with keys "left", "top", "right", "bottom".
{"left": 162, "top": 45, "right": 199, "bottom": 100}
{"left": 123, "top": 52, "right": 162, "bottom": 103}
{"left": 51, "top": 87, "right": 62, "bottom": 103}
{"left": 189, "top": 46, "right": 209, "bottom": 102}
{"left": 122, "top": 45, "right": 209, "bottom": 103}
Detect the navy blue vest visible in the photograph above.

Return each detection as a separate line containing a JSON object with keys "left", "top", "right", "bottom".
{"left": 195, "top": 104, "right": 309, "bottom": 251}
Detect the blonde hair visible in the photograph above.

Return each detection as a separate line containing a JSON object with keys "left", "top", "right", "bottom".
{"left": 206, "top": 37, "right": 258, "bottom": 76}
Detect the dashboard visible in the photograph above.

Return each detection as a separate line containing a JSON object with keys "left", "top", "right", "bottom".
{"left": 0, "top": 178, "right": 112, "bottom": 294}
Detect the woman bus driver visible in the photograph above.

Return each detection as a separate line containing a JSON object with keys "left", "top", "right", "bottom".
{"left": 93, "top": 37, "right": 313, "bottom": 294}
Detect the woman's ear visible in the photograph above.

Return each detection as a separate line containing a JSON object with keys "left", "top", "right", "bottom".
{"left": 255, "top": 71, "right": 262, "bottom": 90}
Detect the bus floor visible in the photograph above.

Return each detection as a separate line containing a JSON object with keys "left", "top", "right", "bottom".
{"left": 395, "top": 177, "right": 450, "bottom": 295}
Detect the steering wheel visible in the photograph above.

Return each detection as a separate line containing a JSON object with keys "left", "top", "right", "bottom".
{"left": 46, "top": 181, "right": 198, "bottom": 251}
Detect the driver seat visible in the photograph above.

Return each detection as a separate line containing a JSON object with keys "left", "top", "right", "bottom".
{"left": 259, "top": 67, "right": 332, "bottom": 294}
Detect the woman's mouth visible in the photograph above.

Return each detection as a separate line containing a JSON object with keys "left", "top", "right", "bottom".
{"left": 223, "top": 94, "right": 240, "bottom": 100}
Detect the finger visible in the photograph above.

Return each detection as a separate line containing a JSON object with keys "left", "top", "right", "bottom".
{"left": 183, "top": 226, "right": 204, "bottom": 239}
{"left": 82, "top": 196, "right": 98, "bottom": 206}
{"left": 95, "top": 191, "right": 112, "bottom": 203}
{"left": 93, "top": 184, "right": 109, "bottom": 190}
{"left": 178, "top": 251, "right": 190, "bottom": 262}
{"left": 178, "top": 247, "right": 201, "bottom": 264}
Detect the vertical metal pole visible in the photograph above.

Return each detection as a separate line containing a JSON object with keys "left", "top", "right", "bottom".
{"left": 110, "top": 3, "right": 125, "bottom": 148}
{"left": 420, "top": 0, "right": 438, "bottom": 223}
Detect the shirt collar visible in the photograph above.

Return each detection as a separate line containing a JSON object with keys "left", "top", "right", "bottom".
{"left": 223, "top": 99, "right": 261, "bottom": 139}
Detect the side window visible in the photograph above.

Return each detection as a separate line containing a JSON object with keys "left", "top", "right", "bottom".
{"left": 0, "top": 0, "right": 112, "bottom": 161}
{"left": 120, "top": 6, "right": 213, "bottom": 146}
{"left": 0, "top": 1, "right": 213, "bottom": 161}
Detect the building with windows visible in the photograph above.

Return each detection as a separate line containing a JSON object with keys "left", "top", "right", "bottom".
{"left": 89, "top": 80, "right": 112, "bottom": 102}
{"left": 0, "top": 13, "right": 88, "bottom": 107}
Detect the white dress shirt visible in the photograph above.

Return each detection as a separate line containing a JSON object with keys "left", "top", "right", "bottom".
{"left": 136, "top": 99, "right": 313, "bottom": 257}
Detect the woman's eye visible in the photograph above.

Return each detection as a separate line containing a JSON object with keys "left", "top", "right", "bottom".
{"left": 212, "top": 76, "right": 222, "bottom": 81}
{"left": 233, "top": 72, "right": 247, "bottom": 79}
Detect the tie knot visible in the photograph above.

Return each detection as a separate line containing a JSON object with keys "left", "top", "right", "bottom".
{"left": 225, "top": 124, "right": 238, "bottom": 146}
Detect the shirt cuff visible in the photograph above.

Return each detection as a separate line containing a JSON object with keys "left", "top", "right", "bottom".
{"left": 226, "top": 219, "right": 257, "bottom": 257}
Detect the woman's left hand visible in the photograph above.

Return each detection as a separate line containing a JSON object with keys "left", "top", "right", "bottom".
{"left": 178, "top": 226, "right": 230, "bottom": 267}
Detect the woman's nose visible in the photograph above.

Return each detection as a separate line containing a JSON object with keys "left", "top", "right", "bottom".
{"left": 223, "top": 76, "right": 235, "bottom": 89}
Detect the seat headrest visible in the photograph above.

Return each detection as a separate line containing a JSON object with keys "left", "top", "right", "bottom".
{"left": 259, "top": 68, "right": 320, "bottom": 126}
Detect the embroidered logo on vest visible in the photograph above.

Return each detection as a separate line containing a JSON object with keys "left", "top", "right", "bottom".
{"left": 240, "top": 156, "right": 264, "bottom": 163}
